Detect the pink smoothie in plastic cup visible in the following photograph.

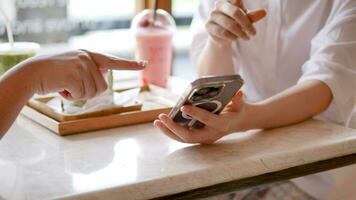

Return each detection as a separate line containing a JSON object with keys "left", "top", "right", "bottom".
{"left": 132, "top": 9, "right": 176, "bottom": 88}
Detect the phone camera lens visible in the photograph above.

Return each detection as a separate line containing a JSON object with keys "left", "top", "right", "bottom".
{"left": 191, "top": 95, "right": 204, "bottom": 102}
{"left": 208, "top": 90, "right": 219, "bottom": 97}
{"left": 196, "top": 88, "right": 210, "bottom": 95}
{"left": 191, "top": 86, "right": 223, "bottom": 102}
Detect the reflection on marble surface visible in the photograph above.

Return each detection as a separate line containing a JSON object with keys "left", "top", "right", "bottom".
{"left": 0, "top": 116, "right": 192, "bottom": 200}
{"left": 0, "top": 116, "right": 355, "bottom": 200}
{"left": 71, "top": 139, "right": 139, "bottom": 192}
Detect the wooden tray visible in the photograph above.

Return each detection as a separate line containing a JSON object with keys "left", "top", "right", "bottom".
{"left": 27, "top": 96, "right": 143, "bottom": 122}
{"left": 21, "top": 85, "right": 178, "bottom": 135}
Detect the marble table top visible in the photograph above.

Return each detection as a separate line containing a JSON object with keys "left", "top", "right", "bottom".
{"left": 0, "top": 116, "right": 356, "bottom": 200}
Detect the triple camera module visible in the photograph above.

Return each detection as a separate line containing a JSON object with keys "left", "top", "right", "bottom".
{"left": 190, "top": 85, "right": 224, "bottom": 102}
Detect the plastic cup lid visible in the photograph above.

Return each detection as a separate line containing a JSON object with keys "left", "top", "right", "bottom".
{"left": 0, "top": 42, "right": 40, "bottom": 55}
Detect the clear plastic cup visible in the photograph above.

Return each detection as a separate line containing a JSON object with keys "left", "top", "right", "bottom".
{"left": 0, "top": 42, "right": 40, "bottom": 75}
{"left": 131, "top": 9, "right": 176, "bottom": 88}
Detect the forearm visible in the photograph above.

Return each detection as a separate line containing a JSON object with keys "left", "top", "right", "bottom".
{"left": 244, "top": 80, "right": 333, "bottom": 130}
{"left": 196, "top": 37, "right": 235, "bottom": 76}
{"left": 0, "top": 61, "right": 35, "bottom": 138}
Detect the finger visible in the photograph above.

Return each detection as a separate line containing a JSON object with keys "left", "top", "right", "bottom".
{"left": 210, "top": 11, "right": 249, "bottom": 40}
{"left": 82, "top": 50, "right": 148, "bottom": 70}
{"left": 228, "top": 0, "right": 247, "bottom": 12}
{"left": 158, "top": 114, "right": 199, "bottom": 143}
{"left": 230, "top": 91, "right": 245, "bottom": 111}
{"left": 81, "top": 69, "right": 97, "bottom": 99}
{"left": 73, "top": 57, "right": 98, "bottom": 99}
{"left": 206, "top": 21, "right": 237, "bottom": 42}
{"left": 90, "top": 69, "right": 108, "bottom": 96}
{"left": 180, "top": 105, "right": 222, "bottom": 129}
{"left": 247, "top": 9, "right": 267, "bottom": 23}
{"left": 85, "top": 57, "right": 108, "bottom": 95}
{"left": 66, "top": 80, "right": 85, "bottom": 99}
{"left": 232, "top": 90, "right": 243, "bottom": 103}
{"left": 60, "top": 68, "right": 86, "bottom": 99}
{"left": 160, "top": 114, "right": 222, "bottom": 144}
{"left": 217, "top": 1, "right": 256, "bottom": 35}
{"left": 154, "top": 120, "right": 184, "bottom": 142}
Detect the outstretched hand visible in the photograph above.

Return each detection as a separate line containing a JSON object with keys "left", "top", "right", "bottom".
{"left": 28, "top": 50, "right": 147, "bottom": 100}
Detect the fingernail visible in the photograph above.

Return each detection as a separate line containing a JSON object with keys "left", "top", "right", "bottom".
{"left": 153, "top": 120, "right": 160, "bottom": 127}
{"left": 248, "top": 26, "right": 256, "bottom": 35}
{"left": 139, "top": 60, "right": 148, "bottom": 68}
{"left": 180, "top": 106, "right": 188, "bottom": 112}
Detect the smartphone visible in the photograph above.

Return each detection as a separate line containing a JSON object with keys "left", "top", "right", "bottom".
{"left": 169, "top": 75, "right": 244, "bottom": 128}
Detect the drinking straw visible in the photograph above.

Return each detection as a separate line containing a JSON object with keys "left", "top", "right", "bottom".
{"left": 152, "top": 0, "right": 159, "bottom": 25}
{"left": 0, "top": 7, "right": 14, "bottom": 46}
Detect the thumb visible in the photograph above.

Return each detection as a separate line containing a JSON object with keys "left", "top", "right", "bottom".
{"left": 247, "top": 9, "right": 267, "bottom": 23}
{"left": 230, "top": 91, "right": 245, "bottom": 111}
{"left": 83, "top": 50, "right": 148, "bottom": 70}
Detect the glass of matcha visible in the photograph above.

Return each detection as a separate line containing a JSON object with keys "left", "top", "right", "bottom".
{"left": 0, "top": 42, "right": 40, "bottom": 75}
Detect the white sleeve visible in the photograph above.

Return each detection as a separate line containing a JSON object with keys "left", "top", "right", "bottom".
{"left": 189, "top": 0, "right": 215, "bottom": 66}
{"left": 298, "top": 1, "right": 356, "bottom": 127}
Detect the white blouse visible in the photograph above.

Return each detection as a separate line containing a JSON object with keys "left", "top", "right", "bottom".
{"left": 190, "top": 0, "right": 356, "bottom": 199}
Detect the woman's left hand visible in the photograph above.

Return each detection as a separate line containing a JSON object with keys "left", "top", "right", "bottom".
{"left": 154, "top": 91, "right": 252, "bottom": 144}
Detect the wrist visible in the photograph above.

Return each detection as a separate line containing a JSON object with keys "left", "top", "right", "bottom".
{"left": 239, "top": 102, "right": 265, "bottom": 131}
{"left": 207, "top": 36, "right": 232, "bottom": 50}
{"left": 247, "top": 101, "right": 271, "bottom": 130}
{"left": 17, "top": 58, "right": 41, "bottom": 95}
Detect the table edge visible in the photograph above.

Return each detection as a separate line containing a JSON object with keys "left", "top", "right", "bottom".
{"left": 154, "top": 153, "right": 356, "bottom": 200}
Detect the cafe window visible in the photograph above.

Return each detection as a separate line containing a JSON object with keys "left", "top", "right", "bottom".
{"left": 0, "top": 0, "right": 198, "bottom": 79}
{"left": 0, "top": 0, "right": 136, "bottom": 43}
{"left": 0, "top": 0, "right": 198, "bottom": 44}
{"left": 68, "top": 0, "right": 134, "bottom": 35}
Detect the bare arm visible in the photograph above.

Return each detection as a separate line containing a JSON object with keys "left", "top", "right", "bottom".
{"left": 242, "top": 80, "right": 333, "bottom": 131}
{"left": 155, "top": 80, "right": 333, "bottom": 144}
{"left": 197, "top": 38, "right": 235, "bottom": 76}
{"left": 0, "top": 62, "right": 34, "bottom": 137}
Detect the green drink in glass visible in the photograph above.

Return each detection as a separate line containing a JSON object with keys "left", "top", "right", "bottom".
{"left": 0, "top": 42, "right": 40, "bottom": 75}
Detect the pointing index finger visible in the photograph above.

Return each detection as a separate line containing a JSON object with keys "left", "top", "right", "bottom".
{"left": 83, "top": 50, "right": 148, "bottom": 70}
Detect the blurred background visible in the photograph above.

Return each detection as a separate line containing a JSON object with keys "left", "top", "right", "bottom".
{"left": 0, "top": 0, "right": 199, "bottom": 81}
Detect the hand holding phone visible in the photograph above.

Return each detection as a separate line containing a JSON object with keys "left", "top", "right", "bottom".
{"left": 154, "top": 75, "right": 246, "bottom": 144}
